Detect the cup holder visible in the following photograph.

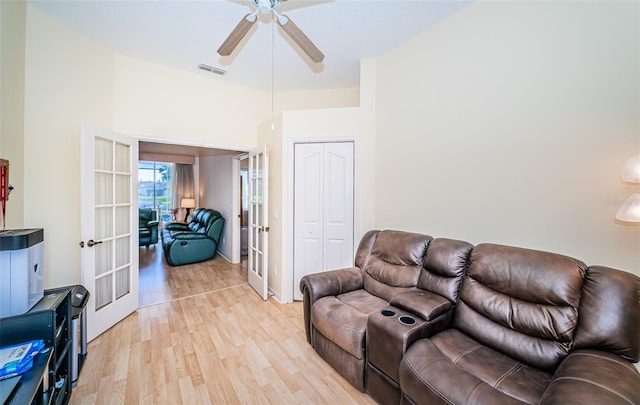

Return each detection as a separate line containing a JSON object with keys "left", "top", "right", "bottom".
{"left": 381, "top": 309, "right": 396, "bottom": 317}
{"left": 398, "top": 315, "right": 416, "bottom": 326}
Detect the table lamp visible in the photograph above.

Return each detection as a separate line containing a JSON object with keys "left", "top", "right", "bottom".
{"left": 181, "top": 198, "right": 196, "bottom": 222}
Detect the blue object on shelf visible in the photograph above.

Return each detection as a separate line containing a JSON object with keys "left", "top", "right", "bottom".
{"left": 0, "top": 340, "right": 45, "bottom": 380}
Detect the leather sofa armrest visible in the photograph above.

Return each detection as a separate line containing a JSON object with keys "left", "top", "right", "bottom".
{"left": 147, "top": 220, "right": 159, "bottom": 227}
{"left": 539, "top": 350, "right": 640, "bottom": 405}
{"left": 390, "top": 290, "right": 453, "bottom": 322}
{"left": 300, "top": 267, "right": 363, "bottom": 343}
{"left": 300, "top": 267, "right": 363, "bottom": 301}
{"left": 165, "top": 223, "right": 190, "bottom": 231}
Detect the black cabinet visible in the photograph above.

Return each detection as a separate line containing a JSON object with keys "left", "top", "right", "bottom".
{"left": 0, "top": 288, "right": 72, "bottom": 405}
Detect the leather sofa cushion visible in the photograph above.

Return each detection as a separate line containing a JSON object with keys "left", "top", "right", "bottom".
{"left": 418, "top": 238, "right": 473, "bottom": 303}
{"left": 362, "top": 230, "right": 432, "bottom": 302}
{"left": 400, "top": 329, "right": 552, "bottom": 405}
{"left": 312, "top": 291, "right": 388, "bottom": 359}
{"left": 455, "top": 243, "right": 586, "bottom": 370}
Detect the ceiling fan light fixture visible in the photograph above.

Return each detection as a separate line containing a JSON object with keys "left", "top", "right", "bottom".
{"left": 218, "top": 0, "right": 323, "bottom": 63}
{"left": 256, "top": 0, "right": 272, "bottom": 14}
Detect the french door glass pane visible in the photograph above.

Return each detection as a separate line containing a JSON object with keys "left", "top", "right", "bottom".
{"left": 252, "top": 249, "right": 261, "bottom": 277}
{"left": 95, "top": 274, "right": 113, "bottom": 311}
{"left": 95, "top": 138, "right": 113, "bottom": 171}
{"left": 95, "top": 173, "right": 112, "bottom": 205}
{"left": 95, "top": 240, "right": 113, "bottom": 276}
{"left": 116, "top": 174, "right": 130, "bottom": 204}
{"left": 115, "top": 143, "right": 130, "bottom": 173}
{"left": 115, "top": 236, "right": 130, "bottom": 268}
{"left": 116, "top": 267, "right": 130, "bottom": 299}
{"left": 115, "top": 206, "right": 129, "bottom": 236}
{"left": 95, "top": 207, "right": 113, "bottom": 240}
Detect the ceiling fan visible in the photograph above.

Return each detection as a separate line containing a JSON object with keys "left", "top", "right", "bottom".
{"left": 218, "top": 0, "right": 325, "bottom": 63}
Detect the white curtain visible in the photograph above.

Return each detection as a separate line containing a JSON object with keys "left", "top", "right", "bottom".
{"left": 172, "top": 163, "right": 195, "bottom": 219}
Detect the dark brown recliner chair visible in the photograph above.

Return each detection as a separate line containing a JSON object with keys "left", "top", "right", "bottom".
{"left": 300, "top": 230, "right": 473, "bottom": 393}
{"left": 300, "top": 230, "right": 432, "bottom": 391}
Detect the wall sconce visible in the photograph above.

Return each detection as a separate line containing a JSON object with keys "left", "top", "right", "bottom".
{"left": 616, "top": 154, "right": 640, "bottom": 223}
{"left": 181, "top": 198, "right": 196, "bottom": 222}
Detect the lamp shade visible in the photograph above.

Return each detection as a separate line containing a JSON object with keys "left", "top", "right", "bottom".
{"left": 621, "top": 154, "right": 640, "bottom": 183}
{"left": 616, "top": 193, "right": 640, "bottom": 223}
{"left": 180, "top": 198, "right": 196, "bottom": 209}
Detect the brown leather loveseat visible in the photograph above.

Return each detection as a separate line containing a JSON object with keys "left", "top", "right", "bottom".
{"left": 300, "top": 230, "right": 640, "bottom": 405}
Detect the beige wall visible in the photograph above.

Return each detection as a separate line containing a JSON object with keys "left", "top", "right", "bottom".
{"left": 23, "top": 5, "right": 115, "bottom": 288}
{"left": 275, "top": 88, "right": 359, "bottom": 113}
{"left": 111, "top": 56, "right": 359, "bottom": 148}
{"left": 113, "top": 54, "right": 261, "bottom": 148}
{"left": 374, "top": 1, "right": 640, "bottom": 275}
{"left": 0, "top": 0, "right": 26, "bottom": 229}
{"left": 199, "top": 154, "right": 234, "bottom": 259}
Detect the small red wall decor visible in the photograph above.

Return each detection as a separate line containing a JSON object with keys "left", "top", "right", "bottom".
{"left": 1, "top": 159, "right": 9, "bottom": 229}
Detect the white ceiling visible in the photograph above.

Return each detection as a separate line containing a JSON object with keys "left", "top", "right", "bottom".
{"left": 29, "top": 0, "right": 470, "bottom": 92}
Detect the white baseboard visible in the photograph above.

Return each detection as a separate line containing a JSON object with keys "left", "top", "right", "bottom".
{"left": 218, "top": 251, "right": 231, "bottom": 263}
{"left": 268, "top": 288, "right": 284, "bottom": 303}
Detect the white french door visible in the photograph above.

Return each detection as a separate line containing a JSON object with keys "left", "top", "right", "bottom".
{"left": 248, "top": 144, "right": 269, "bottom": 300}
{"left": 293, "top": 142, "right": 354, "bottom": 301}
{"left": 80, "top": 124, "right": 139, "bottom": 341}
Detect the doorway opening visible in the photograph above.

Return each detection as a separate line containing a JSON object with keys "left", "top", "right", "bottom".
{"left": 137, "top": 140, "right": 248, "bottom": 307}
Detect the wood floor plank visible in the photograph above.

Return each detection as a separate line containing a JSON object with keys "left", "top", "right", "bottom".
{"left": 71, "top": 247, "right": 376, "bottom": 404}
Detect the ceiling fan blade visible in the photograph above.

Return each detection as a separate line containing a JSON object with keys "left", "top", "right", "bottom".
{"left": 217, "top": 14, "right": 256, "bottom": 56}
{"left": 279, "top": 15, "right": 324, "bottom": 63}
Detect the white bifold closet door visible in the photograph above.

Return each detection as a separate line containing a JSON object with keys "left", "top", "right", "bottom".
{"left": 293, "top": 142, "right": 354, "bottom": 301}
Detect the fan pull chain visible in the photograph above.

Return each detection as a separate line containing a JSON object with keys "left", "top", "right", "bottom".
{"left": 271, "top": 17, "right": 275, "bottom": 131}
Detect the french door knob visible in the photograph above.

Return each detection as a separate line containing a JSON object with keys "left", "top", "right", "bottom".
{"left": 87, "top": 239, "right": 103, "bottom": 248}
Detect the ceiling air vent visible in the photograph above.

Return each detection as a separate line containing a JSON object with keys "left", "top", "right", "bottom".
{"left": 198, "top": 64, "right": 225, "bottom": 75}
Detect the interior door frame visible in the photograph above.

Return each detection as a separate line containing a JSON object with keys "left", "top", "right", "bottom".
{"left": 286, "top": 137, "right": 358, "bottom": 303}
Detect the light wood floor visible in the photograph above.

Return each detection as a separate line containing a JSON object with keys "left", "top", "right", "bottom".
{"left": 138, "top": 244, "right": 247, "bottom": 307}
{"left": 71, "top": 244, "right": 376, "bottom": 404}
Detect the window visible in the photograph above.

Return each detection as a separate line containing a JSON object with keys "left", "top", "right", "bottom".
{"left": 139, "top": 161, "right": 173, "bottom": 226}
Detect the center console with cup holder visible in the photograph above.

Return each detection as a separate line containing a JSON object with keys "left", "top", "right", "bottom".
{"left": 366, "top": 306, "right": 443, "bottom": 405}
